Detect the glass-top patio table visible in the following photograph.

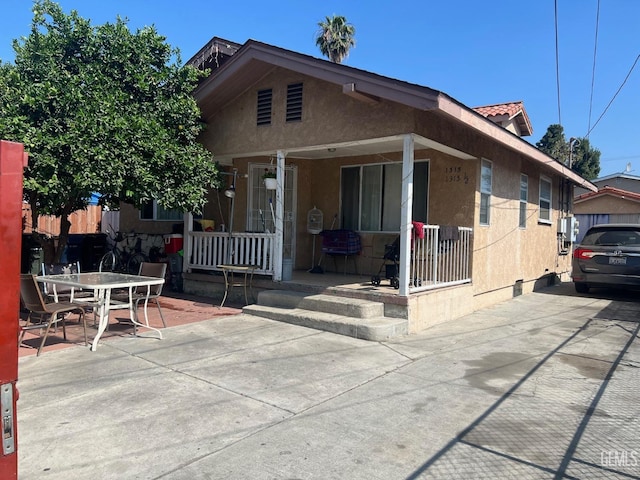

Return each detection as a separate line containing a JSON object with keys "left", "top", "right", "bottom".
{"left": 35, "top": 272, "right": 165, "bottom": 351}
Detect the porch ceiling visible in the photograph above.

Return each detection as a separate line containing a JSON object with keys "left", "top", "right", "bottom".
{"left": 214, "top": 134, "right": 476, "bottom": 165}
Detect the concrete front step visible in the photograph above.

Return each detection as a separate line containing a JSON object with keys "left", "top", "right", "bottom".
{"left": 257, "top": 290, "right": 385, "bottom": 319}
{"left": 242, "top": 304, "right": 407, "bottom": 341}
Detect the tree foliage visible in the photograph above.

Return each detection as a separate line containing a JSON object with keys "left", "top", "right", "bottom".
{"left": 0, "top": 0, "right": 219, "bottom": 260}
{"left": 570, "top": 137, "right": 601, "bottom": 180}
{"left": 535, "top": 124, "right": 569, "bottom": 163}
{"left": 535, "top": 124, "right": 600, "bottom": 180}
{"left": 315, "top": 15, "right": 356, "bottom": 63}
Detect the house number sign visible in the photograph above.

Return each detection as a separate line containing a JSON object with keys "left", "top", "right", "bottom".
{"left": 444, "top": 166, "right": 469, "bottom": 184}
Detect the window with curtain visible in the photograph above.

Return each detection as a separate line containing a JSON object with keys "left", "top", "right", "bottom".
{"left": 539, "top": 176, "right": 552, "bottom": 223}
{"left": 140, "top": 200, "right": 183, "bottom": 221}
{"left": 480, "top": 159, "right": 492, "bottom": 225}
{"left": 341, "top": 161, "right": 429, "bottom": 232}
{"left": 519, "top": 173, "right": 528, "bottom": 228}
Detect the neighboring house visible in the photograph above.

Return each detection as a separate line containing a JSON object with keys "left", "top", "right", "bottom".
{"left": 573, "top": 180, "right": 640, "bottom": 243}
{"left": 121, "top": 37, "right": 596, "bottom": 333}
{"left": 574, "top": 172, "right": 640, "bottom": 197}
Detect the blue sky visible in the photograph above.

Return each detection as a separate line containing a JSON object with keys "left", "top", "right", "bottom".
{"left": 1, "top": 0, "right": 638, "bottom": 178}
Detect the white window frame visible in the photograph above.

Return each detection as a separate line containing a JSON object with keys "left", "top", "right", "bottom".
{"left": 479, "top": 159, "right": 492, "bottom": 226}
{"left": 539, "top": 175, "right": 552, "bottom": 224}
{"left": 519, "top": 173, "right": 528, "bottom": 228}
{"left": 339, "top": 160, "right": 430, "bottom": 232}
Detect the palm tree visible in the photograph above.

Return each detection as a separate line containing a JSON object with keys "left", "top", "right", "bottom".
{"left": 315, "top": 15, "right": 356, "bottom": 63}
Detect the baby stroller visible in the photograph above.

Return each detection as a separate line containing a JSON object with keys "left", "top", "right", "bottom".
{"left": 371, "top": 237, "right": 400, "bottom": 289}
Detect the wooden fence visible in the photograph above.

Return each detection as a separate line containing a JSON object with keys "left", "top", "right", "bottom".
{"left": 21, "top": 204, "right": 102, "bottom": 236}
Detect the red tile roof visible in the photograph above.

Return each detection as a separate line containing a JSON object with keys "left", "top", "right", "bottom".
{"left": 472, "top": 101, "right": 533, "bottom": 136}
{"left": 575, "top": 185, "right": 640, "bottom": 203}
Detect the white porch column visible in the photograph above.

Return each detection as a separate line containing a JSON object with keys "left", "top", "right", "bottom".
{"left": 399, "top": 134, "right": 415, "bottom": 296}
{"left": 183, "top": 212, "right": 193, "bottom": 273}
{"left": 273, "top": 150, "right": 286, "bottom": 281}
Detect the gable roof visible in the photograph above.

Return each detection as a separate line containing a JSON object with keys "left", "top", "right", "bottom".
{"left": 191, "top": 39, "right": 596, "bottom": 192}
{"left": 472, "top": 101, "right": 533, "bottom": 137}
{"left": 590, "top": 172, "right": 640, "bottom": 184}
{"left": 575, "top": 185, "right": 640, "bottom": 204}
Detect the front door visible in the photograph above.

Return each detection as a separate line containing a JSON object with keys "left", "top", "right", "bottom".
{"left": 247, "top": 163, "right": 297, "bottom": 263}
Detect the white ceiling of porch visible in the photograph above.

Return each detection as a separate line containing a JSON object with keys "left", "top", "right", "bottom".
{"left": 214, "top": 134, "right": 476, "bottom": 164}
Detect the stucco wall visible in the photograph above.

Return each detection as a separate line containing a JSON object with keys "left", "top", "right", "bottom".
{"left": 202, "top": 68, "right": 416, "bottom": 157}
{"left": 469, "top": 147, "right": 571, "bottom": 306}
{"left": 119, "top": 203, "right": 182, "bottom": 235}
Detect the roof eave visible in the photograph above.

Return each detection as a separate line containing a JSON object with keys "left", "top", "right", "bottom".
{"left": 437, "top": 96, "right": 597, "bottom": 191}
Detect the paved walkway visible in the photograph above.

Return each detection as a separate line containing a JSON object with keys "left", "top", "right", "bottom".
{"left": 17, "top": 282, "right": 640, "bottom": 479}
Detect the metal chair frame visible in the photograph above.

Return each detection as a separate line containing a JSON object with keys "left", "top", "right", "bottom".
{"left": 19, "top": 274, "right": 87, "bottom": 356}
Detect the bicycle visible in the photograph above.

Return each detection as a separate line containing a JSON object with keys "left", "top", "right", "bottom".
{"left": 99, "top": 230, "right": 148, "bottom": 274}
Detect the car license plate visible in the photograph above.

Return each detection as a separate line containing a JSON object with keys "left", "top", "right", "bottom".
{"left": 609, "top": 256, "right": 627, "bottom": 265}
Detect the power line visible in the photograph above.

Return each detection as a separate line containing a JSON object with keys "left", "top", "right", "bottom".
{"left": 585, "top": 54, "right": 640, "bottom": 138}
{"left": 554, "top": 0, "right": 562, "bottom": 125}
{"left": 586, "top": 0, "right": 600, "bottom": 140}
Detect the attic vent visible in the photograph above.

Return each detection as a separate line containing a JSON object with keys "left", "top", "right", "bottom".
{"left": 257, "top": 88, "right": 272, "bottom": 126}
{"left": 286, "top": 83, "right": 303, "bottom": 122}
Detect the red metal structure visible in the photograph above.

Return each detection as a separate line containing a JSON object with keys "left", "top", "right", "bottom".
{"left": 0, "top": 140, "right": 27, "bottom": 479}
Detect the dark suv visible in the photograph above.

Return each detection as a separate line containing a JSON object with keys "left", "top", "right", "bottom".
{"left": 572, "top": 223, "right": 640, "bottom": 293}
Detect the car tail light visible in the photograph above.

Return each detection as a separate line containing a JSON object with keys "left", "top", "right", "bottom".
{"left": 574, "top": 247, "right": 596, "bottom": 260}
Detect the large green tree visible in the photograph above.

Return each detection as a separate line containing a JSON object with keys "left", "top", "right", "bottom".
{"left": 315, "top": 15, "right": 356, "bottom": 63}
{"left": 0, "top": 0, "right": 219, "bottom": 261}
{"left": 570, "top": 138, "right": 601, "bottom": 180}
{"left": 536, "top": 124, "right": 569, "bottom": 163}
{"left": 536, "top": 124, "right": 600, "bottom": 180}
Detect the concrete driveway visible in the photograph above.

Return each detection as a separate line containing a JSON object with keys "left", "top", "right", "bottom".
{"left": 17, "top": 282, "right": 640, "bottom": 479}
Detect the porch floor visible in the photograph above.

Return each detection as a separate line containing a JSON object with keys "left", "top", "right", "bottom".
{"left": 253, "top": 268, "right": 410, "bottom": 307}
{"left": 185, "top": 268, "right": 408, "bottom": 306}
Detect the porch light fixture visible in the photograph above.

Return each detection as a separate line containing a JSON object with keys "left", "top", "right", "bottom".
{"left": 218, "top": 168, "right": 244, "bottom": 263}
{"left": 224, "top": 185, "right": 236, "bottom": 198}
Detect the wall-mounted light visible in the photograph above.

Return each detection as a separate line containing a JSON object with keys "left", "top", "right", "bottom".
{"left": 224, "top": 185, "right": 236, "bottom": 198}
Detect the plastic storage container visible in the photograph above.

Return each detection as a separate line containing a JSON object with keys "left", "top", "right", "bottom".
{"left": 164, "top": 234, "right": 183, "bottom": 255}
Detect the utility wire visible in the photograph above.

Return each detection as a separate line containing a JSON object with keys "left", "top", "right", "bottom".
{"left": 554, "top": 0, "right": 562, "bottom": 125}
{"left": 586, "top": 0, "right": 601, "bottom": 140}
{"left": 585, "top": 54, "right": 640, "bottom": 138}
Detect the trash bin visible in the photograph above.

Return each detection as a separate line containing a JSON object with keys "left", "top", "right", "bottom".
{"left": 81, "top": 233, "right": 107, "bottom": 271}
{"left": 64, "top": 234, "right": 84, "bottom": 265}
{"left": 29, "top": 247, "right": 43, "bottom": 275}
{"left": 282, "top": 258, "right": 293, "bottom": 281}
{"left": 21, "top": 234, "right": 40, "bottom": 273}
{"left": 168, "top": 253, "right": 183, "bottom": 292}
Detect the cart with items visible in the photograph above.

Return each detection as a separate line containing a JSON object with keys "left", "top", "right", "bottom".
{"left": 371, "top": 237, "right": 401, "bottom": 289}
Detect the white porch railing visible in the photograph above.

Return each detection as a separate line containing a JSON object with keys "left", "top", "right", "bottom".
{"left": 410, "top": 225, "right": 473, "bottom": 292}
{"left": 187, "top": 231, "right": 275, "bottom": 275}
{"left": 185, "top": 226, "right": 471, "bottom": 293}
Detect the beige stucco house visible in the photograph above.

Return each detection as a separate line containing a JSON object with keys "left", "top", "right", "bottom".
{"left": 120, "top": 37, "right": 597, "bottom": 334}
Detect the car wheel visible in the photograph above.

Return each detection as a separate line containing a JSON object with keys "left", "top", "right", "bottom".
{"left": 574, "top": 282, "right": 590, "bottom": 294}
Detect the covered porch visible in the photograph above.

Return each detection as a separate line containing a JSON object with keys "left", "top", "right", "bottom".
{"left": 183, "top": 223, "right": 473, "bottom": 296}
{"left": 183, "top": 133, "right": 476, "bottom": 307}
{"left": 182, "top": 228, "right": 476, "bottom": 335}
